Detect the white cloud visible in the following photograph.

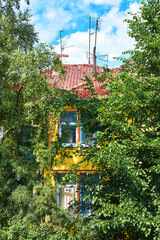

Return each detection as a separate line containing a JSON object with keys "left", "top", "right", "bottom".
{"left": 19, "top": 1, "right": 69, "bottom": 44}
{"left": 54, "top": 31, "right": 89, "bottom": 64}
{"left": 19, "top": 0, "right": 141, "bottom": 67}
{"left": 128, "top": 1, "right": 140, "bottom": 14}
{"left": 83, "top": 0, "right": 122, "bottom": 6}
{"left": 30, "top": 5, "right": 72, "bottom": 43}
{"left": 44, "top": 10, "right": 56, "bottom": 20}
{"left": 54, "top": 2, "right": 139, "bottom": 67}
{"left": 35, "top": 23, "right": 57, "bottom": 43}
{"left": 97, "top": 7, "right": 134, "bottom": 59}
{"left": 31, "top": 14, "right": 40, "bottom": 23}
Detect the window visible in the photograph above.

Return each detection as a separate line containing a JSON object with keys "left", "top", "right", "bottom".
{"left": 79, "top": 173, "right": 100, "bottom": 217}
{"left": 80, "top": 130, "right": 97, "bottom": 145}
{"left": 17, "top": 126, "right": 35, "bottom": 159}
{"left": 56, "top": 173, "right": 77, "bottom": 212}
{"left": 57, "top": 183, "right": 77, "bottom": 211}
{"left": 80, "top": 114, "right": 97, "bottom": 145}
{"left": 59, "top": 110, "right": 97, "bottom": 147}
{"left": 56, "top": 173, "right": 100, "bottom": 217}
{"left": 17, "top": 126, "right": 34, "bottom": 147}
{"left": 59, "top": 111, "right": 77, "bottom": 147}
{"left": 0, "top": 125, "right": 4, "bottom": 141}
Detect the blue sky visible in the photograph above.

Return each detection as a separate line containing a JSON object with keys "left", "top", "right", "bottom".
{"left": 21, "top": 0, "right": 142, "bottom": 68}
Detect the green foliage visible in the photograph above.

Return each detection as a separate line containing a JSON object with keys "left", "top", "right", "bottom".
{"left": 123, "top": 0, "right": 160, "bottom": 76}
{"left": 67, "top": 1, "right": 160, "bottom": 239}
{"left": 0, "top": 0, "right": 38, "bottom": 52}
{"left": 1, "top": 0, "right": 160, "bottom": 239}
{"left": 0, "top": 0, "right": 38, "bottom": 108}
{"left": 73, "top": 70, "right": 160, "bottom": 240}
{"left": 5, "top": 183, "right": 77, "bottom": 240}
{"left": 0, "top": 1, "right": 77, "bottom": 239}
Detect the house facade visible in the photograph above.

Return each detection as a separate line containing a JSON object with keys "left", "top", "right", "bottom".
{"left": 46, "top": 64, "right": 106, "bottom": 214}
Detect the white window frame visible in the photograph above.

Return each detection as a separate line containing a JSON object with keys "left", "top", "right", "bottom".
{"left": 80, "top": 127, "right": 97, "bottom": 146}
{"left": 59, "top": 111, "right": 78, "bottom": 147}
{"left": 56, "top": 184, "right": 77, "bottom": 211}
{"left": 56, "top": 173, "right": 100, "bottom": 217}
{"left": 0, "top": 125, "right": 4, "bottom": 141}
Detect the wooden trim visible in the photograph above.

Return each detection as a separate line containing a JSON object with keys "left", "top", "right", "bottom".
{"left": 65, "top": 108, "right": 77, "bottom": 111}
{"left": 77, "top": 125, "right": 80, "bottom": 144}
{"left": 54, "top": 170, "right": 96, "bottom": 173}
{"left": 77, "top": 178, "right": 80, "bottom": 213}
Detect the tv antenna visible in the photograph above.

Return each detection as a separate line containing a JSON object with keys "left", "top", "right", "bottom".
{"left": 86, "top": 52, "right": 108, "bottom": 62}
{"left": 60, "top": 30, "right": 73, "bottom": 63}
{"left": 87, "top": 17, "right": 108, "bottom": 71}
{"left": 93, "top": 17, "right": 99, "bottom": 73}
{"left": 88, "top": 16, "right": 91, "bottom": 64}
{"left": 60, "top": 30, "right": 63, "bottom": 61}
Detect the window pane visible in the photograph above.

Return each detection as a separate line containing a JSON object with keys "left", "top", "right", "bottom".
{"left": 57, "top": 185, "right": 77, "bottom": 210}
{"left": 81, "top": 130, "right": 92, "bottom": 143}
{"left": 80, "top": 114, "right": 97, "bottom": 144}
{"left": 61, "top": 125, "right": 76, "bottom": 143}
{"left": 17, "top": 127, "right": 35, "bottom": 160}
{"left": 61, "top": 112, "right": 77, "bottom": 123}
{"left": 0, "top": 125, "right": 4, "bottom": 140}
{"left": 18, "top": 126, "right": 34, "bottom": 147}
{"left": 81, "top": 129, "right": 97, "bottom": 144}
{"left": 60, "top": 112, "right": 77, "bottom": 145}
{"left": 79, "top": 173, "right": 100, "bottom": 216}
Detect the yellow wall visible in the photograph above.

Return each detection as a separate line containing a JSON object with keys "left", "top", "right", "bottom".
{"left": 49, "top": 110, "right": 95, "bottom": 172}
{"left": 53, "top": 148, "right": 93, "bottom": 171}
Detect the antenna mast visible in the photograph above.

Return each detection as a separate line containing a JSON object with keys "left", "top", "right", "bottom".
{"left": 60, "top": 30, "right": 63, "bottom": 62}
{"left": 88, "top": 16, "right": 91, "bottom": 64}
{"left": 93, "top": 18, "right": 99, "bottom": 73}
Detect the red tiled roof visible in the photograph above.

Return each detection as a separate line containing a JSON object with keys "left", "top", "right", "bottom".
{"left": 46, "top": 64, "right": 103, "bottom": 90}
{"left": 45, "top": 64, "right": 123, "bottom": 97}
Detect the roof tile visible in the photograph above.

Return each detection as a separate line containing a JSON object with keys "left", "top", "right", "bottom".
{"left": 46, "top": 64, "right": 116, "bottom": 97}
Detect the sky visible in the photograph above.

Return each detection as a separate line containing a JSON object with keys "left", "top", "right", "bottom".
{"left": 21, "top": 0, "right": 142, "bottom": 68}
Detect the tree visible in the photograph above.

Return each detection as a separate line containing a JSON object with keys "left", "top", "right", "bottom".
{"left": 0, "top": 0, "right": 38, "bottom": 105}
{"left": 0, "top": 0, "right": 38, "bottom": 230}
{"left": 124, "top": 0, "right": 160, "bottom": 76}
{"left": 0, "top": 1, "right": 75, "bottom": 239}
{"left": 78, "top": 72, "right": 160, "bottom": 240}
{"left": 68, "top": 1, "right": 160, "bottom": 239}
{"left": 0, "top": 0, "right": 38, "bottom": 52}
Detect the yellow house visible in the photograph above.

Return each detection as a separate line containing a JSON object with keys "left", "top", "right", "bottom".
{"left": 46, "top": 64, "right": 105, "bottom": 214}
